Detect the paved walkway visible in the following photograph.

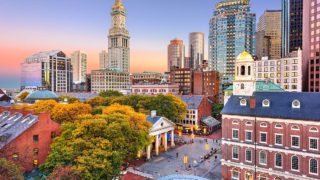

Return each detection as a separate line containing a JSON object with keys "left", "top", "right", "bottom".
{"left": 136, "top": 136, "right": 222, "bottom": 180}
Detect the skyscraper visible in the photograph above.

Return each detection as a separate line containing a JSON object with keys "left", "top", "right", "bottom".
{"left": 282, "top": 0, "right": 303, "bottom": 57}
{"left": 209, "top": 0, "right": 256, "bottom": 86}
{"left": 256, "top": 10, "right": 282, "bottom": 60}
{"left": 189, "top": 32, "right": 204, "bottom": 70}
{"left": 168, "top": 38, "right": 185, "bottom": 71}
{"left": 71, "top": 50, "right": 87, "bottom": 84}
{"left": 21, "top": 50, "right": 73, "bottom": 92}
{"left": 107, "top": 0, "right": 130, "bottom": 73}
{"left": 99, "top": 50, "right": 108, "bottom": 69}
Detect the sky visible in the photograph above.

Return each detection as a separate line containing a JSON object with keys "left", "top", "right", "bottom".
{"left": 0, "top": 0, "right": 281, "bottom": 88}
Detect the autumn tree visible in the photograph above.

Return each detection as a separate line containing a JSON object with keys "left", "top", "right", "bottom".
{"left": 0, "top": 158, "right": 23, "bottom": 180}
{"left": 110, "top": 95, "right": 148, "bottom": 112}
{"left": 16, "top": 91, "right": 30, "bottom": 101}
{"left": 47, "top": 166, "right": 81, "bottom": 180}
{"left": 51, "top": 102, "right": 92, "bottom": 123}
{"left": 99, "top": 90, "right": 123, "bottom": 98}
{"left": 31, "top": 100, "right": 58, "bottom": 114}
{"left": 58, "top": 95, "right": 80, "bottom": 104}
{"left": 85, "top": 96, "right": 109, "bottom": 107}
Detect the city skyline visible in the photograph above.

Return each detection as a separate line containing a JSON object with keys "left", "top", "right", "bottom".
{"left": 0, "top": 0, "right": 281, "bottom": 88}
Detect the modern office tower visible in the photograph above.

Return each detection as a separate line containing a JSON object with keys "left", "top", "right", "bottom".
{"left": 282, "top": 0, "right": 303, "bottom": 58}
{"left": 208, "top": 0, "right": 256, "bottom": 89}
{"left": 255, "top": 49, "right": 302, "bottom": 92}
{"left": 91, "top": 70, "right": 130, "bottom": 93}
{"left": 189, "top": 32, "right": 204, "bottom": 70}
{"left": 256, "top": 10, "right": 282, "bottom": 60}
{"left": 107, "top": 0, "right": 130, "bottom": 73}
{"left": 304, "top": 0, "right": 320, "bottom": 92}
{"left": 21, "top": 50, "right": 73, "bottom": 92}
{"left": 168, "top": 38, "right": 185, "bottom": 71}
{"left": 99, "top": 50, "right": 108, "bottom": 69}
{"left": 184, "top": 57, "right": 191, "bottom": 69}
{"left": 71, "top": 50, "right": 87, "bottom": 84}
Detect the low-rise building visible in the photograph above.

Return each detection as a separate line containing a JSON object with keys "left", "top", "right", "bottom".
{"left": 91, "top": 69, "right": 130, "bottom": 93}
{"left": 131, "top": 84, "right": 179, "bottom": 95}
{"left": 130, "top": 72, "right": 169, "bottom": 85}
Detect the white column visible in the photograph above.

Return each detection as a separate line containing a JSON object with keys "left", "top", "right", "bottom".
{"left": 147, "top": 145, "right": 151, "bottom": 160}
{"left": 164, "top": 132, "right": 168, "bottom": 151}
{"left": 171, "top": 130, "right": 175, "bottom": 147}
{"left": 155, "top": 134, "right": 159, "bottom": 155}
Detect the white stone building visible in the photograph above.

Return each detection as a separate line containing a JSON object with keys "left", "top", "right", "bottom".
{"left": 91, "top": 70, "right": 130, "bottom": 93}
{"left": 131, "top": 84, "right": 179, "bottom": 95}
{"left": 71, "top": 50, "right": 87, "bottom": 84}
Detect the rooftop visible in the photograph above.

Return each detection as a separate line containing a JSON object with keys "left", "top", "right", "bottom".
{"left": 179, "top": 95, "right": 204, "bottom": 109}
{"left": 25, "top": 90, "right": 58, "bottom": 101}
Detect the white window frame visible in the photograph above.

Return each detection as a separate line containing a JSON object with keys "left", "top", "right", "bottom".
{"left": 274, "top": 124, "right": 283, "bottom": 129}
{"left": 291, "top": 125, "right": 300, "bottom": 131}
{"left": 232, "top": 146, "right": 239, "bottom": 160}
{"left": 309, "top": 137, "right": 319, "bottom": 151}
{"left": 231, "top": 170, "right": 240, "bottom": 180}
{"left": 259, "top": 151, "right": 267, "bottom": 165}
{"left": 291, "top": 155, "right": 299, "bottom": 172}
{"left": 291, "top": 135, "right": 300, "bottom": 148}
{"left": 232, "top": 129, "right": 239, "bottom": 140}
{"left": 275, "top": 153, "right": 283, "bottom": 169}
{"left": 232, "top": 120, "right": 239, "bottom": 125}
{"left": 309, "top": 127, "right": 319, "bottom": 133}
{"left": 260, "top": 122, "right": 267, "bottom": 128}
{"left": 309, "top": 159, "right": 318, "bottom": 175}
{"left": 245, "top": 121, "right": 252, "bottom": 126}
{"left": 245, "top": 148, "right": 252, "bottom": 163}
{"left": 274, "top": 134, "right": 283, "bottom": 146}
{"left": 245, "top": 130, "right": 253, "bottom": 142}
{"left": 260, "top": 132, "right": 267, "bottom": 144}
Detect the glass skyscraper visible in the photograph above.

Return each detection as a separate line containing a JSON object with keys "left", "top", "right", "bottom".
{"left": 209, "top": 0, "right": 256, "bottom": 86}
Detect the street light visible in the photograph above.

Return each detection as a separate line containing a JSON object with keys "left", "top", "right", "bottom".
{"left": 191, "top": 133, "right": 195, "bottom": 143}
{"left": 205, "top": 143, "right": 209, "bottom": 153}
{"left": 183, "top": 154, "right": 188, "bottom": 170}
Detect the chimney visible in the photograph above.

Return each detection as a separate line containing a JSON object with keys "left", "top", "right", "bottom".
{"left": 151, "top": 110, "right": 157, "bottom": 118}
{"left": 249, "top": 96, "right": 256, "bottom": 109}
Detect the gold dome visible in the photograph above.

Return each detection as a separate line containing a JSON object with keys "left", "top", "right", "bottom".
{"left": 236, "top": 51, "right": 253, "bottom": 61}
{"left": 112, "top": 0, "right": 125, "bottom": 11}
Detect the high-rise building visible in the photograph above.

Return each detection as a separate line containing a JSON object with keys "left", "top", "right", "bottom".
{"left": 99, "top": 50, "right": 108, "bottom": 69}
{"left": 21, "top": 50, "right": 73, "bottom": 92}
{"left": 107, "top": 0, "right": 130, "bottom": 73}
{"left": 71, "top": 50, "right": 87, "bottom": 84}
{"left": 170, "top": 68, "right": 192, "bottom": 95}
{"left": 189, "top": 32, "right": 204, "bottom": 70}
{"left": 209, "top": 0, "right": 256, "bottom": 86}
{"left": 282, "top": 0, "right": 303, "bottom": 58}
{"left": 256, "top": 10, "right": 282, "bottom": 60}
{"left": 304, "top": 0, "right": 320, "bottom": 92}
{"left": 168, "top": 38, "right": 185, "bottom": 71}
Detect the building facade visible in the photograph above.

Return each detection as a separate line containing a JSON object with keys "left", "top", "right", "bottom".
{"left": 256, "top": 10, "right": 282, "bottom": 60}
{"left": 71, "top": 50, "right": 87, "bottom": 84}
{"left": 21, "top": 50, "right": 73, "bottom": 92}
{"left": 255, "top": 50, "right": 303, "bottom": 92}
{"left": 170, "top": 68, "right": 192, "bottom": 95}
{"left": 99, "top": 50, "right": 108, "bottom": 69}
{"left": 282, "top": 0, "right": 303, "bottom": 58}
{"left": 168, "top": 38, "right": 185, "bottom": 71}
{"left": 193, "top": 70, "right": 220, "bottom": 103}
{"left": 131, "top": 84, "right": 179, "bottom": 95}
{"left": 130, "top": 72, "right": 169, "bottom": 85}
{"left": 189, "top": 32, "right": 204, "bottom": 70}
{"left": 304, "top": 0, "right": 320, "bottom": 92}
{"left": 209, "top": 0, "right": 256, "bottom": 85}
{"left": 91, "top": 69, "right": 130, "bottom": 93}
{"left": 107, "top": 0, "right": 130, "bottom": 73}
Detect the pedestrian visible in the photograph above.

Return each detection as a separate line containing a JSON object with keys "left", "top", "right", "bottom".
{"left": 176, "top": 152, "right": 179, "bottom": 158}
{"left": 215, "top": 155, "right": 217, "bottom": 161}
{"left": 213, "top": 139, "right": 215, "bottom": 143}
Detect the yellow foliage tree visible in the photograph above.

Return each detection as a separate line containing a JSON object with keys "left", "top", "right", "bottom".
{"left": 31, "top": 100, "right": 58, "bottom": 114}
{"left": 16, "top": 92, "right": 30, "bottom": 101}
{"left": 51, "top": 102, "right": 92, "bottom": 123}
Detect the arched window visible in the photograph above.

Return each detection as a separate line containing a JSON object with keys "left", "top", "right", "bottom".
{"left": 274, "top": 177, "right": 281, "bottom": 180}
{"left": 262, "top": 99, "right": 270, "bottom": 107}
{"left": 248, "top": 66, "right": 251, "bottom": 75}
{"left": 310, "top": 159, "right": 318, "bottom": 174}
{"left": 240, "top": 98, "right": 247, "bottom": 106}
{"left": 237, "top": 66, "right": 239, "bottom": 76}
{"left": 291, "top": 156, "right": 299, "bottom": 171}
{"left": 275, "top": 124, "right": 283, "bottom": 129}
{"left": 241, "top": 65, "right": 245, "bottom": 75}
{"left": 292, "top": 100, "right": 301, "bottom": 108}
{"left": 245, "top": 149, "right": 252, "bottom": 162}
{"left": 245, "top": 121, "right": 252, "bottom": 126}
{"left": 260, "top": 122, "right": 267, "bottom": 128}
{"left": 275, "top": 153, "right": 282, "bottom": 167}
{"left": 310, "top": 127, "right": 319, "bottom": 133}
{"left": 259, "top": 151, "right": 267, "bottom": 165}
{"left": 232, "top": 170, "right": 239, "bottom": 180}
{"left": 291, "top": 125, "right": 300, "bottom": 131}
{"left": 232, "top": 120, "right": 239, "bottom": 125}
{"left": 241, "top": 83, "right": 245, "bottom": 89}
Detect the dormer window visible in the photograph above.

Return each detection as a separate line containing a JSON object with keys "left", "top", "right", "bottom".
{"left": 262, "top": 99, "right": 270, "bottom": 107}
{"left": 240, "top": 99, "right": 247, "bottom": 106}
{"left": 292, "top": 100, "right": 301, "bottom": 109}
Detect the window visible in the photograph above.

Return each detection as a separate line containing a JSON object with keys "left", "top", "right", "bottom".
{"left": 275, "top": 153, "right": 282, "bottom": 168}
{"left": 245, "top": 121, "right": 252, "bottom": 126}
{"left": 241, "top": 83, "right": 245, "bottom": 89}
{"left": 291, "top": 125, "right": 300, "bottom": 131}
{"left": 241, "top": 65, "right": 245, "bottom": 75}
{"left": 33, "top": 160, "right": 38, "bottom": 167}
{"left": 245, "top": 131, "right": 252, "bottom": 142}
{"left": 33, "top": 148, "right": 39, "bottom": 156}
{"left": 259, "top": 151, "right": 267, "bottom": 165}
{"left": 240, "top": 99, "right": 247, "bottom": 106}
{"left": 248, "top": 66, "right": 251, "bottom": 75}
{"left": 310, "top": 159, "right": 318, "bottom": 175}
{"left": 310, "top": 127, "right": 319, "bottom": 133}
{"left": 232, "top": 170, "right": 239, "bottom": 180}
{"left": 259, "top": 177, "right": 268, "bottom": 180}
{"left": 310, "top": 138, "right": 318, "bottom": 150}
{"left": 33, "top": 135, "right": 39, "bottom": 142}
{"left": 260, "top": 123, "right": 267, "bottom": 127}
{"left": 260, "top": 132, "right": 267, "bottom": 143}
{"left": 275, "top": 124, "right": 282, "bottom": 129}
{"left": 275, "top": 134, "right": 283, "bottom": 146}
{"left": 291, "top": 136, "right": 300, "bottom": 148}
{"left": 292, "top": 100, "right": 301, "bottom": 109}
{"left": 245, "top": 149, "right": 252, "bottom": 162}
{"left": 12, "top": 153, "right": 19, "bottom": 161}
{"left": 262, "top": 99, "right": 270, "bottom": 107}
{"left": 291, "top": 156, "right": 299, "bottom": 171}
{"left": 51, "top": 132, "right": 56, "bottom": 139}
{"left": 232, "top": 146, "right": 239, "bottom": 160}
{"left": 232, "top": 120, "right": 239, "bottom": 125}
{"left": 232, "top": 129, "right": 239, "bottom": 140}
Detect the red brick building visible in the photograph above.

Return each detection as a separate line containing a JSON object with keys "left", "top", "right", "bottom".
{"left": 221, "top": 92, "right": 320, "bottom": 179}
{"left": 170, "top": 68, "right": 192, "bottom": 95}
{"left": 0, "top": 107, "right": 60, "bottom": 172}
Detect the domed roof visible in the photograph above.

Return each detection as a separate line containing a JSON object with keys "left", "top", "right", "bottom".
{"left": 236, "top": 51, "right": 253, "bottom": 61}
{"left": 25, "top": 90, "right": 58, "bottom": 101}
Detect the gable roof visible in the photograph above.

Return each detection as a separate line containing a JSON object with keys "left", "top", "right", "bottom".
{"left": 179, "top": 95, "right": 204, "bottom": 109}
{"left": 222, "top": 92, "right": 320, "bottom": 121}
{"left": 146, "top": 116, "right": 162, "bottom": 125}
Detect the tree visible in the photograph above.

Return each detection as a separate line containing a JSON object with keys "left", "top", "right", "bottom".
{"left": 16, "top": 91, "right": 30, "bottom": 101}
{"left": 58, "top": 95, "right": 80, "bottom": 104}
{"left": 92, "top": 106, "right": 106, "bottom": 115}
{"left": 212, "top": 104, "right": 224, "bottom": 121}
{"left": 51, "top": 102, "right": 92, "bottom": 123}
{"left": 99, "top": 90, "right": 123, "bottom": 98}
{"left": 110, "top": 95, "right": 148, "bottom": 112}
{"left": 0, "top": 158, "right": 23, "bottom": 180}
{"left": 47, "top": 166, "right": 81, "bottom": 180}
{"left": 31, "top": 100, "right": 58, "bottom": 114}
{"left": 85, "top": 96, "right": 109, "bottom": 107}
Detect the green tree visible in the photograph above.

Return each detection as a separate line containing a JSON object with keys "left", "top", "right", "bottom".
{"left": 58, "top": 95, "right": 80, "bottom": 104}
{"left": 111, "top": 95, "right": 148, "bottom": 112}
{"left": 212, "top": 104, "right": 224, "bottom": 120}
{"left": 99, "top": 90, "right": 123, "bottom": 98}
{"left": 0, "top": 158, "right": 23, "bottom": 180}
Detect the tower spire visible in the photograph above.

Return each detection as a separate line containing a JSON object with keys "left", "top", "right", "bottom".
{"left": 112, "top": 0, "right": 125, "bottom": 12}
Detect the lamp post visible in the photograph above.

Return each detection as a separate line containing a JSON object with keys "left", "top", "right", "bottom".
{"left": 191, "top": 133, "right": 195, "bottom": 143}
{"left": 183, "top": 154, "right": 188, "bottom": 170}
{"left": 205, "top": 142, "right": 209, "bottom": 153}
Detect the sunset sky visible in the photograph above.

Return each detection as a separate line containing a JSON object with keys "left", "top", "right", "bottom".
{"left": 0, "top": 0, "right": 281, "bottom": 88}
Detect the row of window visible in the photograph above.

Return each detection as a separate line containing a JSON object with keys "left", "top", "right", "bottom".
{"left": 232, "top": 147, "right": 319, "bottom": 175}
